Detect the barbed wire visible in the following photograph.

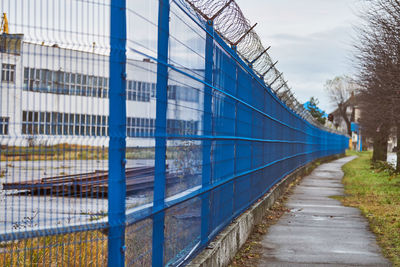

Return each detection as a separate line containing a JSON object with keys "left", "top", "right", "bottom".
{"left": 181, "top": 2, "right": 294, "bottom": 109}
{"left": 181, "top": 0, "right": 342, "bottom": 131}
{"left": 182, "top": 1, "right": 286, "bottom": 84}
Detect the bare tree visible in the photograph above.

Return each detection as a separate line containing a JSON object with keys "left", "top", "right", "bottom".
{"left": 353, "top": 0, "right": 400, "bottom": 168}
{"left": 325, "top": 76, "right": 356, "bottom": 136}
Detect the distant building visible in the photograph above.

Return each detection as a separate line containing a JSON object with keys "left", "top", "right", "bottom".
{"left": 328, "top": 93, "right": 399, "bottom": 153}
{"left": 328, "top": 93, "right": 362, "bottom": 150}
{"left": 0, "top": 34, "right": 202, "bottom": 147}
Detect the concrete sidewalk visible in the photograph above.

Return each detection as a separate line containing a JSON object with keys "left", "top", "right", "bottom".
{"left": 257, "top": 156, "right": 391, "bottom": 266}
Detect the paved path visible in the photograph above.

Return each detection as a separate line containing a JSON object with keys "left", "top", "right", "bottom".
{"left": 257, "top": 156, "right": 391, "bottom": 266}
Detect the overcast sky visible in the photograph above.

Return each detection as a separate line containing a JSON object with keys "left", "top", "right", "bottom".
{"left": 235, "top": 0, "right": 363, "bottom": 113}
{"left": 3, "top": 0, "right": 363, "bottom": 112}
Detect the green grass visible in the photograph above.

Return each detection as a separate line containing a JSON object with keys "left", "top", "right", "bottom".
{"left": 345, "top": 149, "right": 359, "bottom": 157}
{"left": 339, "top": 150, "right": 400, "bottom": 266}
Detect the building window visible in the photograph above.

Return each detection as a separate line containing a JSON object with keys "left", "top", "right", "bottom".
{"left": 167, "top": 119, "right": 198, "bottom": 135}
{"left": 2, "top": 64, "right": 16, "bottom": 82}
{"left": 125, "top": 117, "right": 198, "bottom": 137}
{"left": 168, "top": 85, "right": 199, "bottom": 102}
{"left": 23, "top": 67, "right": 109, "bottom": 98}
{"left": 19, "top": 111, "right": 198, "bottom": 138}
{"left": 126, "top": 80, "right": 152, "bottom": 102}
{"left": 126, "top": 117, "right": 155, "bottom": 137}
{"left": 21, "top": 110, "right": 108, "bottom": 137}
{"left": 0, "top": 117, "right": 9, "bottom": 135}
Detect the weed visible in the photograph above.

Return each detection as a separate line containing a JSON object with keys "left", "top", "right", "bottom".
{"left": 371, "top": 160, "right": 399, "bottom": 177}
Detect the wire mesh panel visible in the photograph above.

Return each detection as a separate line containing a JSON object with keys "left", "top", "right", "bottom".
{"left": 0, "top": 0, "right": 349, "bottom": 266}
{"left": 0, "top": 0, "right": 111, "bottom": 265}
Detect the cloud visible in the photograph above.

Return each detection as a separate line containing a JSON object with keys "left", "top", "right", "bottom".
{"left": 265, "top": 34, "right": 310, "bottom": 44}
{"left": 235, "top": 0, "right": 362, "bottom": 112}
{"left": 265, "top": 26, "right": 357, "bottom": 112}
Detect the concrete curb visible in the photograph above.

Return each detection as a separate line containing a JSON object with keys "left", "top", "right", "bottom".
{"left": 187, "top": 154, "right": 345, "bottom": 267}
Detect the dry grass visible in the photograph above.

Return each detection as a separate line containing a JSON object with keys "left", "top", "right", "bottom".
{"left": 337, "top": 151, "right": 400, "bottom": 266}
{"left": 1, "top": 144, "right": 108, "bottom": 161}
{"left": 1, "top": 144, "right": 200, "bottom": 161}
{"left": 1, "top": 143, "right": 204, "bottom": 162}
{"left": 0, "top": 231, "right": 107, "bottom": 266}
{"left": 229, "top": 198, "right": 290, "bottom": 267}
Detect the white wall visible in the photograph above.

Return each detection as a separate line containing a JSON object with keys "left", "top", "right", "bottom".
{"left": 1, "top": 41, "right": 203, "bottom": 147}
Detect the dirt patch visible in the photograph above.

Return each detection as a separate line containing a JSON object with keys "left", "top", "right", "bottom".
{"left": 228, "top": 181, "right": 297, "bottom": 267}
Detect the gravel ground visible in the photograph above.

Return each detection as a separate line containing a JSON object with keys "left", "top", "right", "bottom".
{"left": 0, "top": 159, "right": 155, "bottom": 234}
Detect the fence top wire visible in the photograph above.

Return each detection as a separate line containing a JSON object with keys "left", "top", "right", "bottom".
{"left": 182, "top": 0, "right": 344, "bottom": 134}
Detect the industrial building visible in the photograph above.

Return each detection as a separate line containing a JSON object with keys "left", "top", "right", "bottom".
{"left": 0, "top": 33, "right": 202, "bottom": 147}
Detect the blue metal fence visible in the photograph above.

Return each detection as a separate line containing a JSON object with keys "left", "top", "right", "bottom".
{"left": 0, "top": 0, "right": 348, "bottom": 266}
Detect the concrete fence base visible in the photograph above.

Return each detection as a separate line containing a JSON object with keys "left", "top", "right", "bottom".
{"left": 187, "top": 154, "right": 345, "bottom": 267}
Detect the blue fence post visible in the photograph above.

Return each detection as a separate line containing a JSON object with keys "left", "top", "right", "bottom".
{"left": 200, "top": 20, "right": 214, "bottom": 246}
{"left": 152, "top": 0, "right": 170, "bottom": 265}
{"left": 108, "top": 0, "right": 127, "bottom": 266}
